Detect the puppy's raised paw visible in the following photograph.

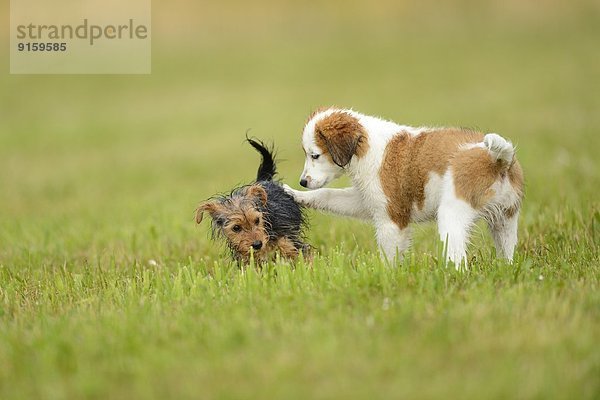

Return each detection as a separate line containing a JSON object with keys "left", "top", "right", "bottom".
{"left": 282, "top": 184, "right": 299, "bottom": 198}
{"left": 283, "top": 184, "right": 312, "bottom": 206}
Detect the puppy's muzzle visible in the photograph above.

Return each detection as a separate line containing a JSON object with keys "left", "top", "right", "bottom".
{"left": 251, "top": 240, "right": 263, "bottom": 250}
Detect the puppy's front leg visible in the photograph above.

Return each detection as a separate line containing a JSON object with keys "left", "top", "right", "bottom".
{"left": 284, "top": 185, "right": 370, "bottom": 220}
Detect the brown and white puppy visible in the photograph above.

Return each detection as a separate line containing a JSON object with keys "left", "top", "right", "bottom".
{"left": 285, "top": 108, "right": 524, "bottom": 268}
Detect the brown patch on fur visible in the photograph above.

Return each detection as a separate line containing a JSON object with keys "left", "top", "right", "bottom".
{"left": 505, "top": 160, "right": 524, "bottom": 217}
{"left": 379, "top": 128, "right": 484, "bottom": 228}
{"left": 306, "top": 106, "right": 335, "bottom": 124}
{"left": 246, "top": 185, "right": 267, "bottom": 206}
{"left": 504, "top": 204, "right": 519, "bottom": 219}
{"left": 267, "top": 237, "right": 300, "bottom": 259}
{"left": 451, "top": 148, "right": 505, "bottom": 209}
{"left": 454, "top": 150, "right": 524, "bottom": 214}
{"left": 313, "top": 111, "right": 369, "bottom": 167}
{"left": 195, "top": 202, "right": 223, "bottom": 224}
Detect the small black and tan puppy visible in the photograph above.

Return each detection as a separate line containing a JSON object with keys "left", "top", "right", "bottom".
{"left": 195, "top": 138, "right": 310, "bottom": 263}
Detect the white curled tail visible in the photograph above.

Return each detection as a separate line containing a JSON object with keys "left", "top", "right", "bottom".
{"left": 484, "top": 133, "right": 514, "bottom": 165}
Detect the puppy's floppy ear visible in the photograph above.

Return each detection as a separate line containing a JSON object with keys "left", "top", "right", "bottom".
{"left": 315, "top": 111, "right": 367, "bottom": 167}
{"left": 195, "top": 201, "right": 220, "bottom": 224}
{"left": 246, "top": 185, "right": 267, "bottom": 206}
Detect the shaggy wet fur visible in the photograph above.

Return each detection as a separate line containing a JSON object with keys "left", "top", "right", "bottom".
{"left": 196, "top": 139, "right": 309, "bottom": 264}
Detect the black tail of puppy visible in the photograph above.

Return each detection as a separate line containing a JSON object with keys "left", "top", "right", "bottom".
{"left": 247, "top": 138, "right": 277, "bottom": 181}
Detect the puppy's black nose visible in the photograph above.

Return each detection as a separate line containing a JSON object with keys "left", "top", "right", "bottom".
{"left": 299, "top": 179, "right": 308, "bottom": 187}
{"left": 251, "top": 241, "right": 263, "bottom": 250}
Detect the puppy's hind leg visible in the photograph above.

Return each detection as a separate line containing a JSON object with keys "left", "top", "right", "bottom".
{"left": 487, "top": 210, "right": 519, "bottom": 261}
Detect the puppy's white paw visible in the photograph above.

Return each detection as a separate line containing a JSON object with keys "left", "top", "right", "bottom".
{"left": 282, "top": 184, "right": 310, "bottom": 205}
{"left": 282, "top": 184, "right": 299, "bottom": 199}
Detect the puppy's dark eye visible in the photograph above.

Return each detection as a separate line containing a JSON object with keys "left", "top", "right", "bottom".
{"left": 311, "top": 154, "right": 320, "bottom": 160}
{"left": 232, "top": 225, "right": 241, "bottom": 232}
{"left": 254, "top": 217, "right": 260, "bottom": 225}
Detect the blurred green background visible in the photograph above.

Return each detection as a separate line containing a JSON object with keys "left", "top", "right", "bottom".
{"left": 0, "top": 1, "right": 599, "bottom": 399}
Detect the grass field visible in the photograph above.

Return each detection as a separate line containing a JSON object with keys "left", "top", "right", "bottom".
{"left": 1, "top": 1, "right": 599, "bottom": 399}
